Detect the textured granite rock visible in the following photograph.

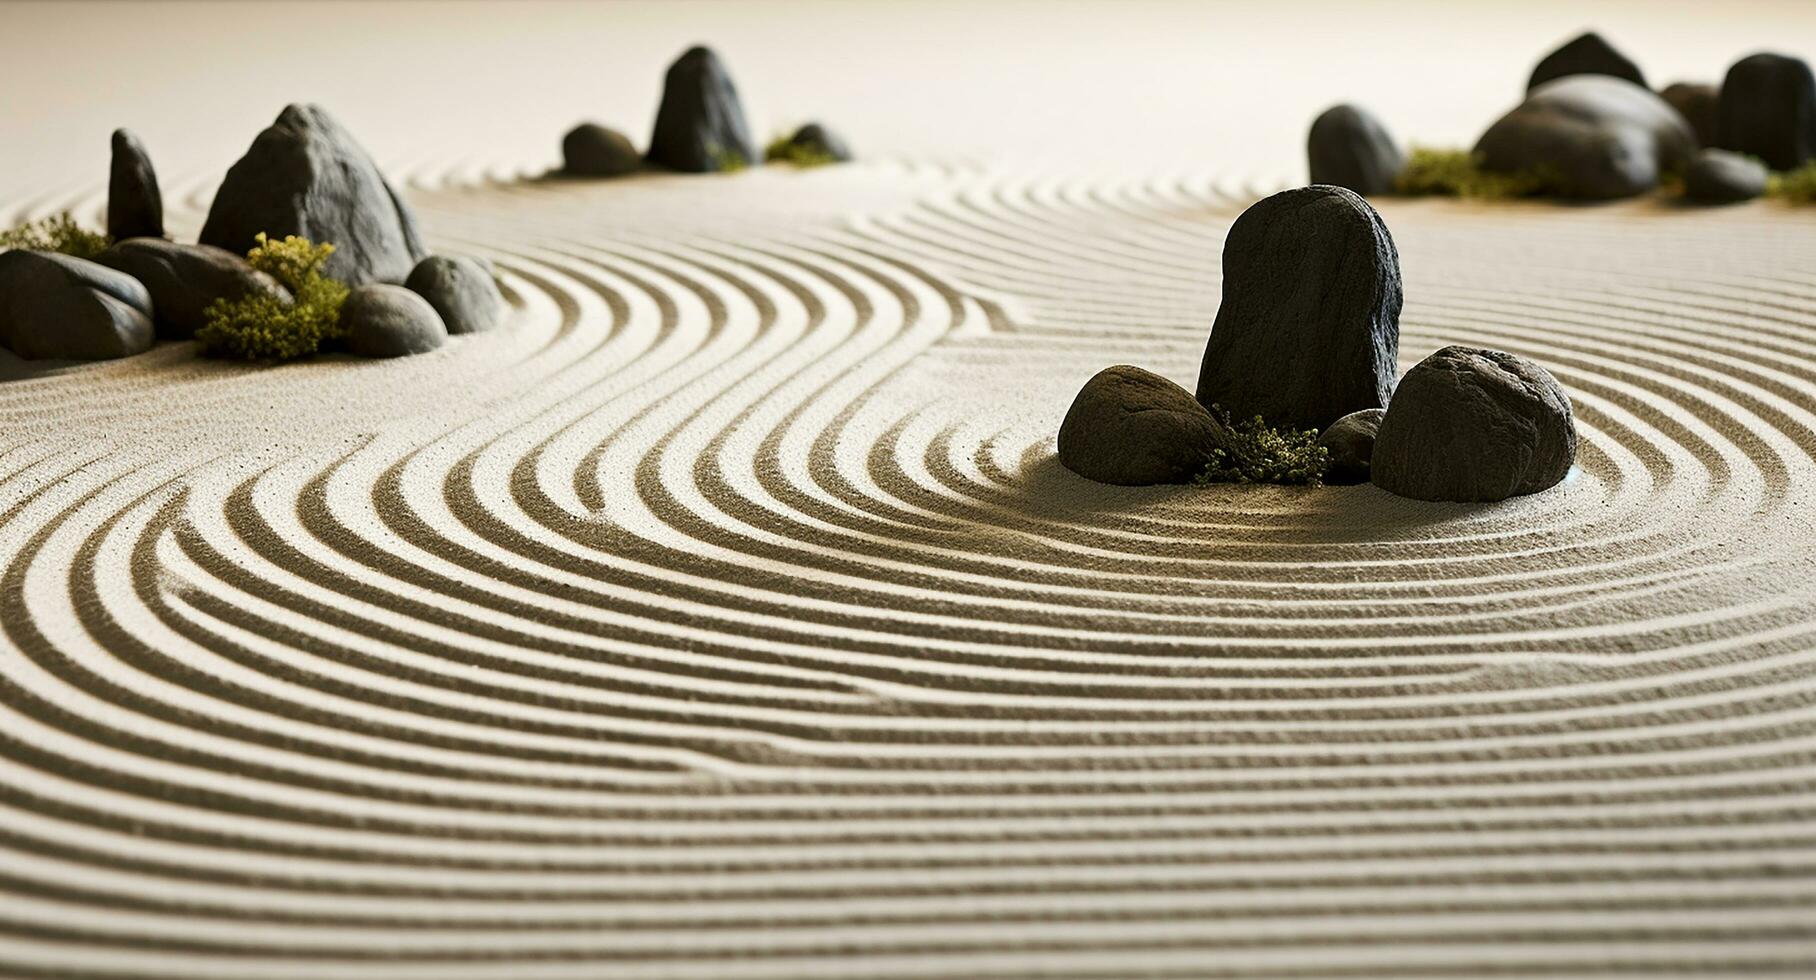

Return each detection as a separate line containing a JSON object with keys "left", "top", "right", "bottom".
{"left": 646, "top": 46, "right": 757, "bottom": 172}
{"left": 1475, "top": 75, "right": 1696, "bottom": 199}
{"left": 1059, "top": 365, "right": 1232, "bottom": 486}
{"left": 96, "top": 238, "right": 290, "bottom": 339}
{"left": 1195, "top": 185, "right": 1400, "bottom": 433}
{"left": 342, "top": 283, "right": 447, "bottom": 358}
{"left": 1683, "top": 149, "right": 1768, "bottom": 204}
{"left": 1716, "top": 53, "right": 1816, "bottom": 170}
{"left": 562, "top": 123, "right": 642, "bottom": 177}
{"left": 1307, "top": 104, "right": 1404, "bottom": 196}
{"left": 1660, "top": 81, "right": 1720, "bottom": 147}
{"left": 1318, "top": 408, "right": 1386, "bottom": 485}
{"left": 404, "top": 255, "right": 504, "bottom": 335}
{"left": 106, "top": 128, "right": 163, "bottom": 241}
{"left": 199, "top": 104, "right": 427, "bottom": 285}
{"left": 1528, "top": 31, "right": 1646, "bottom": 93}
{"left": 0, "top": 250, "right": 155, "bottom": 360}
{"left": 1371, "top": 346, "right": 1576, "bottom": 503}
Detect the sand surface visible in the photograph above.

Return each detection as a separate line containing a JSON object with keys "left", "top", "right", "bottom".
{"left": 5, "top": 2, "right": 1816, "bottom": 977}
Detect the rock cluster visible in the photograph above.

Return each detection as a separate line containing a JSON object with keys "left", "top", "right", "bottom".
{"left": 1306, "top": 105, "right": 1403, "bottom": 197}
{"left": 1475, "top": 75, "right": 1696, "bottom": 199}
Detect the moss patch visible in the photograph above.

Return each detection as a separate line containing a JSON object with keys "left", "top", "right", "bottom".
{"left": 1194, "top": 407, "right": 1329, "bottom": 487}
{"left": 1768, "top": 162, "right": 1816, "bottom": 202}
{"left": 196, "top": 233, "right": 349, "bottom": 361}
{"left": 764, "top": 133, "right": 838, "bottom": 168}
{"left": 0, "top": 212, "right": 110, "bottom": 260}
{"left": 1393, "top": 146, "right": 1555, "bottom": 199}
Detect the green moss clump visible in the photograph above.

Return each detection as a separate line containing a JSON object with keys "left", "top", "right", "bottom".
{"left": 1767, "top": 162, "right": 1816, "bottom": 202}
{"left": 1394, "top": 146, "right": 1555, "bottom": 199}
{"left": 764, "top": 133, "right": 838, "bottom": 168}
{"left": 196, "top": 233, "right": 349, "bottom": 361}
{"left": 707, "top": 143, "right": 750, "bottom": 173}
{"left": 1193, "top": 407, "right": 1329, "bottom": 487}
{"left": 0, "top": 212, "right": 110, "bottom": 260}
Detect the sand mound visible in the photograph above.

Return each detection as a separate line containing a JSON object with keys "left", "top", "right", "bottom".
{"left": 0, "top": 162, "right": 1812, "bottom": 977}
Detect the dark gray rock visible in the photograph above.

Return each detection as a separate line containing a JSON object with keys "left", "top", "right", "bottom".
{"left": 1528, "top": 31, "right": 1646, "bottom": 93}
{"left": 107, "top": 129, "right": 163, "bottom": 241}
{"left": 342, "top": 284, "right": 447, "bottom": 358}
{"left": 0, "top": 250, "right": 155, "bottom": 360}
{"left": 1318, "top": 408, "right": 1385, "bottom": 485}
{"left": 96, "top": 238, "right": 290, "bottom": 339}
{"left": 1660, "top": 81, "right": 1719, "bottom": 147}
{"left": 1684, "top": 149, "right": 1768, "bottom": 204}
{"left": 1059, "top": 365, "right": 1233, "bottom": 486}
{"left": 1195, "top": 185, "right": 1400, "bottom": 433}
{"left": 1716, "top": 53, "right": 1816, "bottom": 171}
{"left": 1475, "top": 75, "right": 1696, "bottom": 199}
{"left": 199, "top": 104, "right": 427, "bottom": 286}
{"left": 562, "top": 123, "right": 641, "bottom": 177}
{"left": 646, "top": 46, "right": 757, "bottom": 173}
{"left": 1307, "top": 104, "right": 1404, "bottom": 196}
{"left": 779, "top": 122, "right": 852, "bottom": 162}
{"left": 404, "top": 255, "right": 503, "bottom": 335}
{"left": 1371, "top": 346, "right": 1577, "bottom": 503}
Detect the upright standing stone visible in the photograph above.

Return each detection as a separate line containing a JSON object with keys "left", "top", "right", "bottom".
{"left": 646, "top": 46, "right": 758, "bottom": 173}
{"left": 1528, "top": 31, "right": 1646, "bottom": 93}
{"left": 1307, "top": 104, "right": 1404, "bottom": 196}
{"left": 1716, "top": 53, "right": 1816, "bottom": 171}
{"left": 1195, "top": 185, "right": 1401, "bottom": 433}
{"left": 107, "top": 129, "right": 163, "bottom": 241}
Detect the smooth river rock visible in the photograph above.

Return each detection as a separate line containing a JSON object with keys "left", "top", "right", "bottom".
{"left": 1528, "top": 31, "right": 1646, "bottom": 93}
{"left": 342, "top": 284, "right": 447, "bottom": 358}
{"left": 199, "top": 104, "right": 427, "bottom": 285}
{"left": 1716, "top": 53, "right": 1816, "bottom": 171}
{"left": 1371, "top": 346, "right": 1577, "bottom": 503}
{"left": 562, "top": 123, "right": 642, "bottom": 177}
{"left": 106, "top": 128, "right": 163, "bottom": 241}
{"left": 1317, "top": 408, "right": 1385, "bottom": 485}
{"left": 1475, "top": 75, "right": 1696, "bottom": 199}
{"left": 405, "top": 255, "right": 504, "bottom": 335}
{"left": 1059, "top": 365, "right": 1232, "bottom": 486}
{"left": 0, "top": 250, "right": 155, "bottom": 360}
{"left": 1306, "top": 104, "right": 1404, "bottom": 196}
{"left": 97, "top": 238, "right": 290, "bottom": 339}
{"left": 1683, "top": 149, "right": 1768, "bottom": 204}
{"left": 1660, "top": 81, "right": 1720, "bottom": 147}
{"left": 647, "top": 46, "right": 757, "bottom": 173}
{"left": 1195, "top": 185, "right": 1400, "bottom": 433}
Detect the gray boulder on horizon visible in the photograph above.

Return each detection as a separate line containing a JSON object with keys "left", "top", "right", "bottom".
{"left": 1475, "top": 75, "right": 1695, "bottom": 199}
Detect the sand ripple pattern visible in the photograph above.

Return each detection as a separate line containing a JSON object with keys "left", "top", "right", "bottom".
{"left": 0, "top": 166, "right": 1814, "bottom": 978}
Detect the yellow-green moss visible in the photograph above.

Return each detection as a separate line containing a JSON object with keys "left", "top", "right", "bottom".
{"left": 1193, "top": 408, "right": 1329, "bottom": 487}
{"left": 1767, "top": 162, "right": 1816, "bottom": 202}
{"left": 196, "top": 233, "right": 349, "bottom": 361}
{"left": 764, "top": 133, "right": 838, "bottom": 168}
{"left": 0, "top": 212, "right": 110, "bottom": 260}
{"left": 1394, "top": 146, "right": 1555, "bottom": 199}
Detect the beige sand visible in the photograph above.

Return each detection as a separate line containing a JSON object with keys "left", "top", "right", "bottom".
{"left": 3, "top": 2, "right": 1816, "bottom": 977}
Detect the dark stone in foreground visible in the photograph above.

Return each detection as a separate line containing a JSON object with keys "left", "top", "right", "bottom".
{"left": 1475, "top": 76, "right": 1696, "bottom": 199}
{"left": 1318, "top": 408, "right": 1385, "bottom": 485}
{"left": 563, "top": 123, "right": 641, "bottom": 177}
{"left": 343, "top": 284, "right": 447, "bottom": 358}
{"left": 1195, "top": 185, "right": 1400, "bottom": 433}
{"left": 107, "top": 129, "right": 163, "bottom": 241}
{"left": 0, "top": 250, "right": 155, "bottom": 360}
{"left": 1684, "top": 149, "right": 1768, "bottom": 204}
{"left": 781, "top": 122, "right": 853, "bottom": 162}
{"left": 200, "top": 104, "right": 427, "bottom": 285}
{"left": 1371, "top": 346, "right": 1576, "bottom": 503}
{"left": 1528, "top": 31, "right": 1646, "bottom": 93}
{"left": 1059, "top": 365, "right": 1231, "bottom": 486}
{"left": 1716, "top": 53, "right": 1816, "bottom": 171}
{"left": 1307, "top": 104, "right": 1403, "bottom": 196}
{"left": 1661, "top": 82, "right": 1720, "bottom": 147}
{"left": 97, "top": 238, "right": 290, "bottom": 339}
{"left": 647, "top": 46, "right": 758, "bottom": 172}
{"left": 405, "top": 255, "right": 504, "bottom": 335}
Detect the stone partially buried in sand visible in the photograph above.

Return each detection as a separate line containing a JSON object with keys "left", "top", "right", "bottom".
{"left": 107, "top": 128, "right": 163, "bottom": 241}
{"left": 1059, "top": 365, "right": 1232, "bottom": 486}
{"left": 96, "top": 238, "right": 290, "bottom": 339}
{"left": 647, "top": 46, "right": 758, "bottom": 172}
{"left": 0, "top": 250, "right": 155, "bottom": 360}
{"left": 1317, "top": 408, "right": 1385, "bottom": 486}
{"left": 1684, "top": 149, "right": 1768, "bottom": 204}
{"left": 405, "top": 255, "right": 504, "bottom": 335}
{"left": 1307, "top": 104, "right": 1403, "bottom": 196}
{"left": 199, "top": 104, "right": 427, "bottom": 285}
{"left": 1527, "top": 31, "right": 1646, "bottom": 93}
{"left": 1195, "top": 185, "right": 1400, "bottom": 433}
{"left": 1716, "top": 53, "right": 1816, "bottom": 171}
{"left": 1475, "top": 75, "right": 1696, "bottom": 199}
{"left": 1372, "top": 346, "right": 1577, "bottom": 503}
{"left": 343, "top": 284, "right": 447, "bottom": 358}
{"left": 563, "top": 123, "right": 642, "bottom": 177}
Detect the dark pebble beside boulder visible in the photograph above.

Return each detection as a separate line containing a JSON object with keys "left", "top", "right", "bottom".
{"left": 646, "top": 46, "right": 758, "bottom": 172}
{"left": 404, "top": 255, "right": 504, "bottom": 335}
{"left": 780, "top": 122, "right": 853, "bottom": 162}
{"left": 1058, "top": 365, "right": 1232, "bottom": 486}
{"left": 562, "top": 123, "right": 642, "bottom": 177}
{"left": 1307, "top": 104, "right": 1404, "bottom": 196}
{"left": 1660, "top": 82, "right": 1720, "bottom": 147}
{"left": 1475, "top": 75, "right": 1696, "bottom": 199}
{"left": 0, "top": 250, "right": 155, "bottom": 360}
{"left": 1318, "top": 408, "right": 1385, "bottom": 486}
{"left": 1371, "top": 346, "right": 1576, "bottom": 503}
{"left": 1715, "top": 53, "right": 1816, "bottom": 171}
{"left": 342, "top": 284, "right": 447, "bottom": 358}
{"left": 1528, "top": 31, "right": 1646, "bottom": 93}
{"left": 1195, "top": 185, "right": 1400, "bottom": 433}
{"left": 1684, "top": 149, "right": 1768, "bottom": 204}
{"left": 107, "top": 129, "right": 163, "bottom": 241}
{"left": 96, "top": 238, "right": 290, "bottom": 339}
{"left": 199, "top": 104, "right": 427, "bottom": 286}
